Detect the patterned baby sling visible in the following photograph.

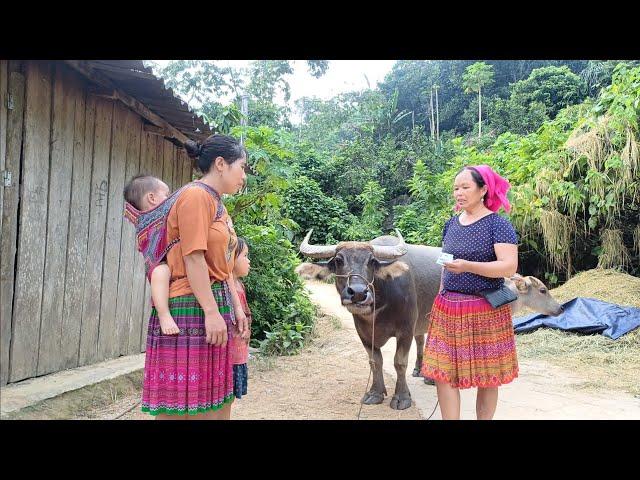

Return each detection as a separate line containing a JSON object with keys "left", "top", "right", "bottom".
{"left": 124, "top": 181, "right": 225, "bottom": 281}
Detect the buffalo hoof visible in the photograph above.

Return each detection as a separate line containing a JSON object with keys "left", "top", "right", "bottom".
{"left": 423, "top": 377, "right": 435, "bottom": 386}
{"left": 412, "top": 367, "right": 422, "bottom": 377}
{"left": 362, "top": 391, "right": 385, "bottom": 405}
{"left": 390, "top": 393, "right": 412, "bottom": 410}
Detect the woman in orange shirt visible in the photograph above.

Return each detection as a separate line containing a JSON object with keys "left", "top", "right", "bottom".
{"left": 141, "top": 134, "right": 249, "bottom": 420}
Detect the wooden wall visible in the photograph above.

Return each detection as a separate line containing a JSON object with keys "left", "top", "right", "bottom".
{"left": 0, "top": 60, "right": 194, "bottom": 385}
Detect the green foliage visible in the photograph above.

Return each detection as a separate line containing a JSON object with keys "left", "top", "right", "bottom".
{"left": 238, "top": 225, "right": 316, "bottom": 355}
{"left": 345, "top": 181, "right": 387, "bottom": 240}
{"left": 218, "top": 126, "right": 317, "bottom": 354}
{"left": 282, "top": 176, "right": 356, "bottom": 244}
{"left": 510, "top": 66, "right": 586, "bottom": 118}
{"left": 462, "top": 62, "right": 495, "bottom": 94}
{"left": 259, "top": 321, "right": 313, "bottom": 356}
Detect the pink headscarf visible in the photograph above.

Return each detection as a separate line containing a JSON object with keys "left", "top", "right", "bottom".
{"left": 456, "top": 164, "right": 512, "bottom": 213}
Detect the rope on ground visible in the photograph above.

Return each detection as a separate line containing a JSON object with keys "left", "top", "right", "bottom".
{"left": 112, "top": 400, "right": 141, "bottom": 420}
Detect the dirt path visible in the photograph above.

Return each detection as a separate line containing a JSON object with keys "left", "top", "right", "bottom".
{"left": 304, "top": 280, "right": 640, "bottom": 420}
{"left": 107, "top": 282, "right": 423, "bottom": 420}
{"left": 92, "top": 280, "right": 639, "bottom": 420}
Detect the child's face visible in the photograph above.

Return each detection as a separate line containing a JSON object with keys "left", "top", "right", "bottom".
{"left": 233, "top": 245, "right": 250, "bottom": 278}
{"left": 143, "top": 181, "right": 170, "bottom": 210}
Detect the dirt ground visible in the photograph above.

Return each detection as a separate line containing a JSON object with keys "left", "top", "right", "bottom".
{"left": 108, "top": 307, "right": 422, "bottom": 420}
{"left": 8, "top": 276, "right": 638, "bottom": 420}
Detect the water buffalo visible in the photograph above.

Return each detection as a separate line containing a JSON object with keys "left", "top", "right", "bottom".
{"left": 300, "top": 229, "right": 442, "bottom": 410}
{"left": 298, "top": 231, "right": 564, "bottom": 409}
{"left": 504, "top": 273, "right": 564, "bottom": 316}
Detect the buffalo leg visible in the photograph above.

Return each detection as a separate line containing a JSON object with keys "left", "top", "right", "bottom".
{"left": 390, "top": 334, "right": 413, "bottom": 410}
{"left": 361, "top": 345, "right": 387, "bottom": 405}
{"left": 412, "top": 334, "right": 424, "bottom": 377}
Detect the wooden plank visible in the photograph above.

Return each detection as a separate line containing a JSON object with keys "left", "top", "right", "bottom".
{"left": 0, "top": 68, "right": 25, "bottom": 385}
{"left": 78, "top": 97, "right": 113, "bottom": 366}
{"left": 115, "top": 110, "right": 141, "bottom": 355}
{"left": 60, "top": 76, "right": 92, "bottom": 370}
{"left": 162, "top": 139, "right": 174, "bottom": 191}
{"left": 181, "top": 150, "right": 193, "bottom": 185}
{"left": 0, "top": 60, "right": 7, "bottom": 236}
{"left": 128, "top": 130, "right": 152, "bottom": 354}
{"left": 9, "top": 61, "right": 52, "bottom": 382}
{"left": 173, "top": 146, "right": 183, "bottom": 190}
{"left": 64, "top": 61, "right": 191, "bottom": 146}
{"left": 97, "top": 102, "right": 128, "bottom": 361}
{"left": 37, "top": 63, "right": 77, "bottom": 375}
{"left": 89, "top": 62, "right": 157, "bottom": 80}
{"left": 143, "top": 124, "right": 165, "bottom": 135}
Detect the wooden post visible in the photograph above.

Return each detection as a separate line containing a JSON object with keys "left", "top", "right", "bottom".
{"left": 434, "top": 85, "right": 440, "bottom": 149}
{"left": 115, "top": 110, "right": 141, "bottom": 355}
{"left": 1, "top": 65, "right": 25, "bottom": 385}
{"left": 37, "top": 63, "right": 77, "bottom": 375}
{"left": 9, "top": 61, "right": 52, "bottom": 382}
{"left": 429, "top": 87, "right": 435, "bottom": 140}
{"left": 61, "top": 76, "right": 92, "bottom": 370}
{"left": 240, "top": 94, "right": 248, "bottom": 145}
{"left": 78, "top": 97, "right": 113, "bottom": 366}
{"left": 478, "top": 86, "right": 482, "bottom": 138}
{"left": 0, "top": 60, "right": 7, "bottom": 237}
{"left": 97, "top": 102, "right": 128, "bottom": 361}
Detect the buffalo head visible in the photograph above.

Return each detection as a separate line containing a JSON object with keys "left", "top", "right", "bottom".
{"left": 299, "top": 229, "right": 409, "bottom": 316}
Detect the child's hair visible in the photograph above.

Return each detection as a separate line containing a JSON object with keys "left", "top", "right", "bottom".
{"left": 123, "top": 174, "right": 161, "bottom": 210}
{"left": 235, "top": 237, "right": 248, "bottom": 260}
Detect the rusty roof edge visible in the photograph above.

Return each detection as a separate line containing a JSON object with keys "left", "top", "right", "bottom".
{"left": 84, "top": 60, "right": 214, "bottom": 142}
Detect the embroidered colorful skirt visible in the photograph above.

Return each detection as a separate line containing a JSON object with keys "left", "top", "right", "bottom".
{"left": 141, "top": 281, "right": 235, "bottom": 416}
{"left": 421, "top": 290, "right": 518, "bottom": 389}
{"left": 233, "top": 364, "right": 248, "bottom": 399}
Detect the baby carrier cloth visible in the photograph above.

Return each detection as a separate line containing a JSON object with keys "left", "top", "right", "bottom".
{"left": 124, "top": 181, "right": 224, "bottom": 281}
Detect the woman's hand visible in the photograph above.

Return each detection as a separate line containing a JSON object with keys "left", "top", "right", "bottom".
{"left": 443, "top": 259, "right": 469, "bottom": 274}
{"left": 205, "top": 311, "right": 228, "bottom": 346}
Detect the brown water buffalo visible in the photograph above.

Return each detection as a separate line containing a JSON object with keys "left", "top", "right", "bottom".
{"left": 300, "top": 229, "right": 442, "bottom": 410}
{"left": 298, "top": 231, "right": 564, "bottom": 409}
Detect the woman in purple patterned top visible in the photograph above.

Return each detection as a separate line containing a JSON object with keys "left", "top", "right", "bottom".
{"left": 420, "top": 165, "right": 519, "bottom": 420}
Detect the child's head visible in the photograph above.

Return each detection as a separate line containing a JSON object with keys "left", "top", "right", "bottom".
{"left": 123, "top": 174, "right": 170, "bottom": 211}
{"left": 233, "top": 237, "right": 250, "bottom": 278}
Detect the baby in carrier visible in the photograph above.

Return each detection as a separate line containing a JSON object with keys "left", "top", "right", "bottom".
{"left": 123, "top": 175, "right": 179, "bottom": 335}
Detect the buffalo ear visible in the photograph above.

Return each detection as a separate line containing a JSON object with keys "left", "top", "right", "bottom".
{"left": 527, "top": 276, "right": 544, "bottom": 289}
{"left": 375, "top": 260, "right": 409, "bottom": 280}
{"left": 512, "top": 275, "right": 530, "bottom": 293}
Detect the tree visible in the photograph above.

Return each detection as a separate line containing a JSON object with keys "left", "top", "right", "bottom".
{"left": 148, "top": 60, "right": 329, "bottom": 130}
{"left": 462, "top": 62, "right": 495, "bottom": 138}
{"left": 510, "top": 65, "right": 586, "bottom": 118}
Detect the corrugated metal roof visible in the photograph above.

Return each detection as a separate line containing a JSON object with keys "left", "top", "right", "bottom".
{"left": 85, "top": 60, "right": 213, "bottom": 141}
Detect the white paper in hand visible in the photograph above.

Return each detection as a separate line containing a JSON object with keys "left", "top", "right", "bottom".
{"left": 436, "top": 252, "right": 454, "bottom": 266}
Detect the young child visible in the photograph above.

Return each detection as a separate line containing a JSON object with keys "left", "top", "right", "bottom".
{"left": 230, "top": 237, "right": 252, "bottom": 399}
{"left": 123, "top": 174, "right": 179, "bottom": 336}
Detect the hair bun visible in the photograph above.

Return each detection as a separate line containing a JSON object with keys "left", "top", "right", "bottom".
{"left": 185, "top": 139, "right": 203, "bottom": 159}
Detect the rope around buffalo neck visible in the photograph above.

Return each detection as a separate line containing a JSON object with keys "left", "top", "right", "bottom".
{"left": 334, "top": 271, "right": 376, "bottom": 420}
{"left": 335, "top": 270, "right": 439, "bottom": 421}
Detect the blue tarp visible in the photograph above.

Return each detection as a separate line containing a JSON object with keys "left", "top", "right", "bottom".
{"left": 513, "top": 297, "right": 640, "bottom": 340}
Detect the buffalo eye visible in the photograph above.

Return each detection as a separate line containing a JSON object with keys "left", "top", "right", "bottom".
{"left": 540, "top": 288, "right": 547, "bottom": 294}
{"left": 335, "top": 256, "right": 344, "bottom": 267}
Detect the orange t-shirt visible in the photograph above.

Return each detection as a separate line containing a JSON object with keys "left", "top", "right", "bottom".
{"left": 166, "top": 184, "right": 237, "bottom": 298}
